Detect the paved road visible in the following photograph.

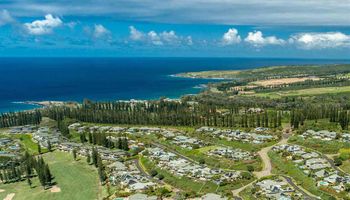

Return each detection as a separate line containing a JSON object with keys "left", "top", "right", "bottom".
{"left": 282, "top": 175, "right": 320, "bottom": 200}
{"left": 133, "top": 159, "right": 151, "bottom": 178}
{"left": 321, "top": 153, "right": 346, "bottom": 174}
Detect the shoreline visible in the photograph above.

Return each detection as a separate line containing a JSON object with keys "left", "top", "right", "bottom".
{"left": 13, "top": 101, "right": 65, "bottom": 107}
{"left": 170, "top": 73, "right": 229, "bottom": 80}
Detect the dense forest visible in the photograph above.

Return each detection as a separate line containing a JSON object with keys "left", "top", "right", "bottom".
{"left": 0, "top": 111, "right": 41, "bottom": 128}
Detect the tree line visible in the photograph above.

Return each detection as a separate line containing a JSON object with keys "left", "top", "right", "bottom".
{"left": 41, "top": 100, "right": 284, "bottom": 128}
{"left": 0, "top": 151, "right": 53, "bottom": 189}
{"left": 0, "top": 111, "right": 41, "bottom": 128}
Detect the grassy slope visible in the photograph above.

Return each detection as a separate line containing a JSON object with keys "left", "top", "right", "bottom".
{"left": 177, "top": 65, "right": 350, "bottom": 79}
{"left": 14, "top": 134, "right": 48, "bottom": 155}
{"left": 340, "top": 160, "right": 350, "bottom": 174}
{"left": 252, "top": 86, "right": 350, "bottom": 99}
{"left": 0, "top": 151, "right": 101, "bottom": 200}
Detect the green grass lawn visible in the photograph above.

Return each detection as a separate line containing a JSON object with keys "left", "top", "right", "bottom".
{"left": 14, "top": 134, "right": 48, "bottom": 155}
{"left": 253, "top": 86, "right": 350, "bottom": 99}
{"left": 340, "top": 160, "right": 350, "bottom": 174}
{"left": 0, "top": 151, "right": 102, "bottom": 200}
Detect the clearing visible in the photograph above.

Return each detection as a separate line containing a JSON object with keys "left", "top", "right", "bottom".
{"left": 0, "top": 151, "right": 102, "bottom": 200}
{"left": 252, "top": 86, "right": 350, "bottom": 98}
{"left": 250, "top": 77, "right": 320, "bottom": 87}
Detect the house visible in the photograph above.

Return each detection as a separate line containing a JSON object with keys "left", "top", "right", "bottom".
{"left": 128, "top": 182, "right": 155, "bottom": 192}
{"left": 58, "top": 142, "right": 82, "bottom": 152}
{"left": 108, "top": 161, "right": 127, "bottom": 172}
{"left": 126, "top": 193, "right": 157, "bottom": 200}
{"left": 201, "top": 193, "right": 227, "bottom": 200}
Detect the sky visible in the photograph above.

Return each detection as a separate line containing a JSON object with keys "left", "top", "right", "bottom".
{"left": 1, "top": 0, "right": 350, "bottom": 58}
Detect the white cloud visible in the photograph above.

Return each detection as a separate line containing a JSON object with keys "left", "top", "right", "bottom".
{"left": 186, "top": 36, "right": 193, "bottom": 46}
{"left": 290, "top": 32, "right": 350, "bottom": 49}
{"left": 24, "top": 14, "right": 62, "bottom": 35}
{"left": 66, "top": 21, "right": 77, "bottom": 29}
{"left": 129, "top": 26, "right": 144, "bottom": 41}
{"left": 0, "top": 10, "right": 15, "bottom": 26}
{"left": 221, "top": 28, "right": 241, "bottom": 45}
{"left": 160, "top": 30, "right": 178, "bottom": 43}
{"left": 147, "top": 30, "right": 163, "bottom": 45}
{"left": 93, "top": 24, "right": 110, "bottom": 38}
{"left": 129, "top": 26, "right": 190, "bottom": 46}
{"left": 244, "top": 31, "right": 285, "bottom": 46}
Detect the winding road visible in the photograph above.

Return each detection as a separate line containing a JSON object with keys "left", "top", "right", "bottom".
{"left": 232, "top": 126, "right": 320, "bottom": 200}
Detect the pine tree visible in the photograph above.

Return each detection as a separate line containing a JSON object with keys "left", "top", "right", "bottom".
{"left": 88, "top": 132, "right": 93, "bottom": 144}
{"left": 44, "top": 164, "right": 52, "bottom": 186}
{"left": 27, "top": 177, "right": 32, "bottom": 188}
{"left": 97, "top": 156, "right": 106, "bottom": 184}
{"left": 72, "top": 148, "right": 77, "bottom": 161}
{"left": 123, "top": 138, "right": 129, "bottom": 151}
{"left": 38, "top": 144, "right": 42, "bottom": 154}
{"left": 47, "top": 141, "right": 52, "bottom": 152}
{"left": 87, "top": 153, "right": 91, "bottom": 164}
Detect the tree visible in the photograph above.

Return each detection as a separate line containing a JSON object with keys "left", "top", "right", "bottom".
{"left": 247, "top": 165, "right": 254, "bottom": 172}
{"left": 334, "top": 157, "right": 343, "bottom": 166}
{"left": 27, "top": 177, "right": 32, "bottom": 188}
{"left": 150, "top": 169, "right": 158, "bottom": 177}
{"left": 88, "top": 132, "right": 93, "bottom": 144}
{"left": 157, "top": 174, "right": 165, "bottom": 180}
{"left": 241, "top": 172, "right": 252, "bottom": 179}
{"left": 345, "top": 183, "right": 350, "bottom": 192}
{"left": 97, "top": 156, "right": 106, "bottom": 184}
{"left": 38, "top": 144, "right": 42, "bottom": 154}
{"left": 47, "top": 141, "right": 52, "bottom": 152}
{"left": 44, "top": 164, "right": 52, "bottom": 186}
{"left": 72, "top": 148, "right": 77, "bottom": 161}
{"left": 86, "top": 154, "right": 91, "bottom": 164}
{"left": 92, "top": 148, "right": 98, "bottom": 167}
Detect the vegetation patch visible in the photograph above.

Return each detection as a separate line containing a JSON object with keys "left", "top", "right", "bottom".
{"left": 0, "top": 151, "right": 101, "bottom": 200}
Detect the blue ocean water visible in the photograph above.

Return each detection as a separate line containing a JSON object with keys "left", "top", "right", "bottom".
{"left": 1, "top": 57, "right": 350, "bottom": 113}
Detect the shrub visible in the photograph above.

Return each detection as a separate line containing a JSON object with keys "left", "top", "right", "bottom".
{"left": 157, "top": 174, "right": 164, "bottom": 180}
{"left": 150, "top": 169, "right": 158, "bottom": 177}
{"left": 247, "top": 165, "right": 254, "bottom": 172}
{"left": 334, "top": 157, "right": 343, "bottom": 166}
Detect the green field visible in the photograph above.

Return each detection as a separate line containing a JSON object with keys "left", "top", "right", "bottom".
{"left": 14, "top": 134, "right": 48, "bottom": 155}
{"left": 253, "top": 86, "right": 350, "bottom": 99}
{"left": 0, "top": 151, "right": 102, "bottom": 200}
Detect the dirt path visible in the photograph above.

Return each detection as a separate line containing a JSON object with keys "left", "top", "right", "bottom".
{"left": 253, "top": 130, "right": 290, "bottom": 179}
{"left": 232, "top": 180, "right": 256, "bottom": 198}
{"left": 50, "top": 185, "right": 61, "bottom": 193}
{"left": 232, "top": 126, "right": 292, "bottom": 198}
{"left": 3, "top": 193, "right": 15, "bottom": 200}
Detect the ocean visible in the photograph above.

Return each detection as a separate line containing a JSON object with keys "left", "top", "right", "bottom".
{"left": 1, "top": 57, "right": 350, "bottom": 113}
